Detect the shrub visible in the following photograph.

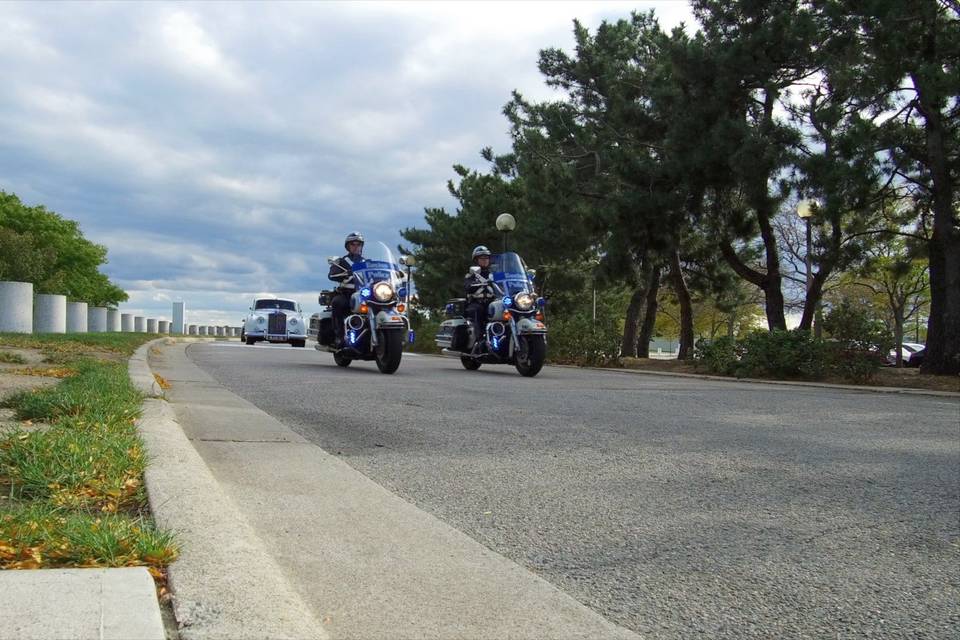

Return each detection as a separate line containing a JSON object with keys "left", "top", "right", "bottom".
{"left": 737, "top": 330, "right": 826, "bottom": 379}
{"left": 547, "top": 312, "right": 622, "bottom": 366}
{"left": 694, "top": 335, "right": 741, "bottom": 376}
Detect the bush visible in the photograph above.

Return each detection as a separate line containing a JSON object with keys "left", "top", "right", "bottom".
{"left": 547, "top": 312, "right": 622, "bottom": 366}
{"left": 821, "top": 302, "right": 893, "bottom": 382}
{"left": 694, "top": 335, "right": 741, "bottom": 376}
{"left": 737, "top": 330, "right": 826, "bottom": 379}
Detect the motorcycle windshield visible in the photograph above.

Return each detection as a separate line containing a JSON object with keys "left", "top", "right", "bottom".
{"left": 350, "top": 241, "right": 404, "bottom": 297}
{"left": 489, "top": 252, "right": 534, "bottom": 297}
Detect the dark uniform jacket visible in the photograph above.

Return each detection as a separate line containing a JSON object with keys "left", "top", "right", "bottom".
{"left": 329, "top": 254, "right": 362, "bottom": 292}
{"left": 464, "top": 268, "right": 496, "bottom": 301}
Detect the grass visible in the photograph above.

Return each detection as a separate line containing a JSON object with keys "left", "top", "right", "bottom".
{"left": 0, "top": 352, "right": 26, "bottom": 365}
{"left": 0, "top": 333, "right": 178, "bottom": 571}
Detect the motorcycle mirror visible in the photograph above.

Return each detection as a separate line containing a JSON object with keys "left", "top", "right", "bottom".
{"left": 400, "top": 255, "right": 415, "bottom": 266}
{"left": 327, "top": 256, "right": 338, "bottom": 265}
{"left": 526, "top": 269, "right": 536, "bottom": 280}
{"left": 470, "top": 266, "right": 481, "bottom": 275}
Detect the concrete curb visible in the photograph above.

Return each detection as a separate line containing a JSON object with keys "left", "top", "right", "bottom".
{"left": 573, "top": 363, "right": 960, "bottom": 398}
{"left": 130, "top": 339, "right": 327, "bottom": 640}
{"left": 418, "top": 351, "right": 958, "bottom": 398}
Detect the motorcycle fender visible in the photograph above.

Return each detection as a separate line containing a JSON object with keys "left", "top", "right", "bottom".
{"left": 516, "top": 317, "right": 547, "bottom": 335}
{"left": 375, "top": 309, "right": 406, "bottom": 328}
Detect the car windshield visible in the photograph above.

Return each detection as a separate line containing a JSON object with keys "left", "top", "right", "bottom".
{"left": 349, "top": 241, "right": 403, "bottom": 291}
{"left": 488, "top": 252, "right": 535, "bottom": 297}
{"left": 255, "top": 299, "right": 296, "bottom": 311}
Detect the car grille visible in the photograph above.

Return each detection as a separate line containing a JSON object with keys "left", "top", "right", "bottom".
{"left": 268, "top": 313, "right": 286, "bottom": 335}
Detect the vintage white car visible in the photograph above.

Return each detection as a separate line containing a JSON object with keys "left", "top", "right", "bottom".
{"left": 241, "top": 297, "right": 307, "bottom": 347}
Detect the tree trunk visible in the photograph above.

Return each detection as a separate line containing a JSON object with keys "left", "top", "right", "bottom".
{"left": 620, "top": 286, "right": 646, "bottom": 358}
{"left": 636, "top": 265, "right": 661, "bottom": 358}
{"left": 670, "top": 250, "right": 695, "bottom": 359}
{"left": 893, "top": 314, "right": 904, "bottom": 368}
{"left": 913, "top": 65, "right": 960, "bottom": 374}
{"left": 756, "top": 208, "right": 788, "bottom": 331}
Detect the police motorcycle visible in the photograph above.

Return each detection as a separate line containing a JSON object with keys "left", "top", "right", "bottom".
{"left": 435, "top": 251, "right": 547, "bottom": 377}
{"left": 310, "top": 241, "right": 411, "bottom": 374}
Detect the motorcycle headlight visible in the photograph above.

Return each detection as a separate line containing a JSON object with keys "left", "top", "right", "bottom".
{"left": 373, "top": 282, "right": 394, "bottom": 302}
{"left": 514, "top": 293, "right": 535, "bottom": 311}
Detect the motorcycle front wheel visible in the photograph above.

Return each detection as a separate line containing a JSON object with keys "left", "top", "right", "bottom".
{"left": 333, "top": 351, "right": 352, "bottom": 367}
{"left": 460, "top": 356, "right": 481, "bottom": 370}
{"left": 514, "top": 334, "right": 546, "bottom": 377}
{"left": 375, "top": 329, "right": 403, "bottom": 374}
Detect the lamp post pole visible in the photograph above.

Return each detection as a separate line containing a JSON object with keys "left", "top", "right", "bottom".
{"left": 797, "top": 200, "right": 816, "bottom": 334}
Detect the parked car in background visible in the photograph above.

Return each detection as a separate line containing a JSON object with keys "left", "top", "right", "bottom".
{"left": 241, "top": 297, "right": 307, "bottom": 347}
{"left": 887, "top": 342, "right": 926, "bottom": 366}
{"left": 905, "top": 347, "right": 926, "bottom": 368}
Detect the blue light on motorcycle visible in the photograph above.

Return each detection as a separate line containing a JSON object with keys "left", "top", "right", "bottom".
{"left": 360, "top": 287, "right": 372, "bottom": 299}
{"left": 491, "top": 336, "right": 501, "bottom": 351}
{"left": 408, "top": 330, "right": 415, "bottom": 344}
{"left": 537, "top": 297, "right": 545, "bottom": 307}
{"left": 348, "top": 329, "right": 358, "bottom": 345}
{"left": 502, "top": 296, "right": 512, "bottom": 307}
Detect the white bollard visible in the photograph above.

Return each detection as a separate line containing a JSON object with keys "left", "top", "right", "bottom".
{"left": 66, "top": 301, "right": 88, "bottom": 333}
{"left": 0, "top": 281, "right": 33, "bottom": 334}
{"left": 158, "top": 320, "right": 169, "bottom": 334}
{"left": 146, "top": 319, "right": 157, "bottom": 333}
{"left": 107, "top": 309, "right": 121, "bottom": 332}
{"left": 198, "top": 326, "right": 207, "bottom": 336}
{"left": 171, "top": 302, "right": 185, "bottom": 335}
{"left": 34, "top": 293, "right": 66, "bottom": 334}
{"left": 134, "top": 316, "right": 145, "bottom": 332}
{"left": 121, "top": 313, "right": 134, "bottom": 332}
{"left": 87, "top": 307, "right": 108, "bottom": 333}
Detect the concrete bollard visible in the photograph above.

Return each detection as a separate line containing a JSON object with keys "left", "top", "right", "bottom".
{"left": 87, "top": 307, "right": 108, "bottom": 333}
{"left": 134, "top": 316, "right": 145, "bottom": 332}
{"left": 34, "top": 294, "right": 66, "bottom": 334}
{"left": 158, "top": 320, "right": 169, "bottom": 334}
{"left": 146, "top": 319, "right": 157, "bottom": 333}
{"left": 188, "top": 325, "right": 197, "bottom": 335}
{"left": 106, "top": 309, "right": 121, "bottom": 332}
{"left": 0, "top": 281, "right": 33, "bottom": 333}
{"left": 198, "top": 326, "right": 207, "bottom": 336}
{"left": 66, "top": 301, "right": 88, "bottom": 333}
{"left": 121, "top": 313, "right": 134, "bottom": 332}
{"left": 171, "top": 302, "right": 185, "bottom": 335}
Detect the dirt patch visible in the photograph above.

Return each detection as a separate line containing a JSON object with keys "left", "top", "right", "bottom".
{"left": 621, "top": 357, "right": 960, "bottom": 393}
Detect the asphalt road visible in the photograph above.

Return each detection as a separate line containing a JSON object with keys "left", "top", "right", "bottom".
{"left": 186, "top": 341, "right": 960, "bottom": 639}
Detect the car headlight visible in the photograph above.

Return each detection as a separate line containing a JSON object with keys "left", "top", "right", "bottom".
{"left": 289, "top": 317, "right": 298, "bottom": 326}
{"left": 373, "top": 282, "right": 394, "bottom": 302}
{"left": 257, "top": 316, "right": 265, "bottom": 324}
{"left": 514, "top": 293, "right": 534, "bottom": 311}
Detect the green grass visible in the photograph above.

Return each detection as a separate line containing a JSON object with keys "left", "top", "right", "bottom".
{"left": 0, "top": 332, "right": 158, "bottom": 362}
{"left": 0, "top": 351, "right": 26, "bottom": 365}
{"left": 0, "top": 333, "right": 177, "bottom": 570}
{"left": 0, "top": 503, "right": 177, "bottom": 569}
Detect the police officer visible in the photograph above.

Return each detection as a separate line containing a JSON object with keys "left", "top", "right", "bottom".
{"left": 464, "top": 245, "right": 496, "bottom": 349}
{"left": 328, "top": 232, "right": 364, "bottom": 347}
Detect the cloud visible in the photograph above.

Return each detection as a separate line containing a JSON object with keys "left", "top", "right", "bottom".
{"left": 0, "top": 0, "right": 697, "bottom": 323}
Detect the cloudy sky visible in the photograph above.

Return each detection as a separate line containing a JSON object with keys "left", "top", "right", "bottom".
{"left": 1, "top": 1, "right": 696, "bottom": 325}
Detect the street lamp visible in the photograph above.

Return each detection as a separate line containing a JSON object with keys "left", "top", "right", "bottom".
{"left": 797, "top": 199, "right": 816, "bottom": 333}
{"left": 495, "top": 213, "right": 516, "bottom": 252}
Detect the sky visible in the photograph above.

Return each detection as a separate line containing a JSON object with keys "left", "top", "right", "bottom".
{"left": 1, "top": 1, "right": 697, "bottom": 326}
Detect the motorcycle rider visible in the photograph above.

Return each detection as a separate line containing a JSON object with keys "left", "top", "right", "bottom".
{"left": 464, "top": 245, "right": 496, "bottom": 350}
{"left": 328, "top": 232, "right": 365, "bottom": 347}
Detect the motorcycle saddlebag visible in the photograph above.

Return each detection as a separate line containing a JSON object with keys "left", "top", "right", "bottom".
{"left": 436, "top": 318, "right": 469, "bottom": 350}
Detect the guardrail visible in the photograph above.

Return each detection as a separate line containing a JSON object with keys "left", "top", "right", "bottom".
{"left": 0, "top": 280, "right": 240, "bottom": 337}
